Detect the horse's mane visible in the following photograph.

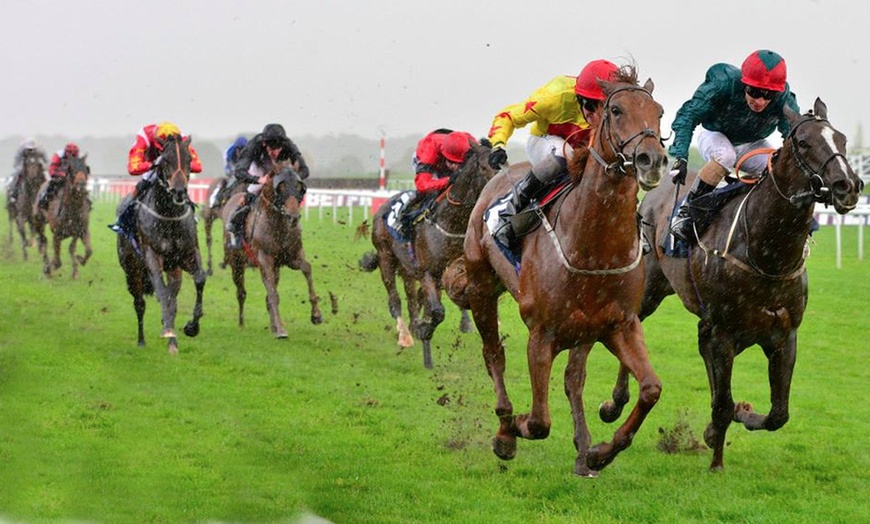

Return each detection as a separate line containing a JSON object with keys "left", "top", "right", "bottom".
{"left": 567, "top": 63, "right": 641, "bottom": 183}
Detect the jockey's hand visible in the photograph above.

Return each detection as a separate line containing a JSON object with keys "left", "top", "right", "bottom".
{"left": 670, "top": 158, "right": 687, "bottom": 185}
{"left": 258, "top": 175, "right": 269, "bottom": 185}
{"left": 488, "top": 147, "right": 507, "bottom": 170}
{"left": 479, "top": 137, "right": 492, "bottom": 148}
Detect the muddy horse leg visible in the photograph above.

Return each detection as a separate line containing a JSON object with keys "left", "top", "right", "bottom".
{"left": 182, "top": 252, "right": 206, "bottom": 338}
{"left": 144, "top": 250, "right": 180, "bottom": 354}
{"left": 587, "top": 317, "right": 662, "bottom": 471}
{"left": 52, "top": 231, "right": 62, "bottom": 271}
{"left": 229, "top": 251, "right": 247, "bottom": 327}
{"left": 459, "top": 308, "right": 474, "bottom": 333}
{"left": 510, "top": 328, "right": 556, "bottom": 442}
{"left": 204, "top": 214, "right": 214, "bottom": 276}
{"left": 564, "top": 344, "right": 598, "bottom": 477}
{"left": 734, "top": 332, "right": 796, "bottom": 432}
{"left": 416, "top": 273, "right": 444, "bottom": 369}
{"left": 68, "top": 237, "right": 79, "bottom": 280}
{"left": 76, "top": 229, "right": 93, "bottom": 267}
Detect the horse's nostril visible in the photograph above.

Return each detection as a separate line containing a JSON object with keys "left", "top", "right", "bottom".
{"left": 635, "top": 153, "right": 651, "bottom": 169}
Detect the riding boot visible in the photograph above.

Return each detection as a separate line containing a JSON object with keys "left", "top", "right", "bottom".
{"left": 8, "top": 173, "right": 21, "bottom": 203}
{"left": 108, "top": 177, "right": 153, "bottom": 234}
{"left": 227, "top": 194, "right": 252, "bottom": 249}
{"left": 38, "top": 178, "right": 63, "bottom": 210}
{"left": 493, "top": 169, "right": 545, "bottom": 249}
{"left": 669, "top": 160, "right": 728, "bottom": 242}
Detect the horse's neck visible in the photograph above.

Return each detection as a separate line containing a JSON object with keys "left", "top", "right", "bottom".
{"left": 558, "top": 162, "right": 639, "bottom": 246}
{"left": 739, "top": 159, "right": 815, "bottom": 270}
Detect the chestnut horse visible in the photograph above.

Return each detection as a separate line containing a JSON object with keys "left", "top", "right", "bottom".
{"left": 7, "top": 149, "right": 46, "bottom": 260}
{"left": 33, "top": 155, "right": 93, "bottom": 278}
{"left": 602, "top": 98, "right": 864, "bottom": 471}
{"left": 359, "top": 141, "right": 493, "bottom": 368}
{"left": 222, "top": 168, "right": 322, "bottom": 338}
{"left": 116, "top": 135, "right": 206, "bottom": 354}
{"left": 453, "top": 67, "right": 667, "bottom": 476}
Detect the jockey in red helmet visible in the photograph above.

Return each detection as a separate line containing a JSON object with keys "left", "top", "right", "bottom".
{"left": 667, "top": 50, "right": 800, "bottom": 243}
{"left": 39, "top": 142, "right": 83, "bottom": 210}
{"left": 486, "top": 59, "right": 620, "bottom": 250}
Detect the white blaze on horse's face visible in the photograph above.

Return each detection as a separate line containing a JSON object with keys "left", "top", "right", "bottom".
{"left": 821, "top": 125, "right": 851, "bottom": 173}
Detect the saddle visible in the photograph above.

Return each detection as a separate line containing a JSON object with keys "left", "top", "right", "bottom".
{"left": 661, "top": 177, "right": 752, "bottom": 258}
{"left": 383, "top": 191, "right": 438, "bottom": 244}
{"left": 484, "top": 174, "right": 573, "bottom": 266}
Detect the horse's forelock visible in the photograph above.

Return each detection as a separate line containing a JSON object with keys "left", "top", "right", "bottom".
{"left": 612, "top": 64, "right": 639, "bottom": 86}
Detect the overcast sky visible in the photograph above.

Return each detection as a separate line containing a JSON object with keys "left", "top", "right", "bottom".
{"left": 2, "top": 0, "right": 868, "bottom": 149}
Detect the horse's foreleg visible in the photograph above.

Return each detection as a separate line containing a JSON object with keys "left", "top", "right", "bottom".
{"left": 68, "top": 237, "right": 79, "bottom": 279}
{"left": 588, "top": 318, "right": 662, "bottom": 472}
{"left": 512, "top": 329, "right": 556, "bottom": 441}
{"left": 230, "top": 256, "right": 247, "bottom": 327}
{"left": 258, "top": 255, "right": 286, "bottom": 338}
{"left": 293, "top": 254, "right": 322, "bottom": 325}
{"left": 459, "top": 308, "right": 474, "bottom": 333}
{"left": 134, "top": 292, "right": 147, "bottom": 347}
{"left": 564, "top": 344, "right": 598, "bottom": 477}
{"left": 52, "top": 233, "right": 62, "bottom": 271}
{"left": 735, "top": 332, "right": 796, "bottom": 432}
{"left": 698, "top": 322, "right": 735, "bottom": 471}
{"left": 78, "top": 229, "right": 93, "bottom": 266}
{"left": 415, "top": 273, "right": 443, "bottom": 368}
{"left": 183, "top": 255, "right": 206, "bottom": 338}
{"left": 600, "top": 364, "right": 631, "bottom": 423}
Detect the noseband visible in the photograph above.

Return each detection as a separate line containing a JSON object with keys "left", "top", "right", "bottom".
{"left": 589, "top": 86, "right": 663, "bottom": 176}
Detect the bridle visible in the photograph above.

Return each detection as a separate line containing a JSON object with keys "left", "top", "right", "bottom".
{"left": 153, "top": 139, "right": 191, "bottom": 208}
{"left": 767, "top": 114, "right": 849, "bottom": 208}
{"left": 588, "top": 85, "right": 665, "bottom": 176}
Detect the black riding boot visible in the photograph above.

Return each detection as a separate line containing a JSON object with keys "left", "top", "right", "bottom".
{"left": 669, "top": 178, "right": 715, "bottom": 242}
{"left": 8, "top": 173, "right": 21, "bottom": 203}
{"left": 227, "top": 195, "right": 252, "bottom": 249}
{"left": 38, "top": 178, "right": 63, "bottom": 210}
{"left": 109, "top": 177, "right": 153, "bottom": 235}
{"left": 493, "top": 170, "right": 545, "bottom": 249}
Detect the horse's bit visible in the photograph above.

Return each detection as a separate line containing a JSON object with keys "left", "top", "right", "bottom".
{"left": 588, "top": 85, "right": 664, "bottom": 176}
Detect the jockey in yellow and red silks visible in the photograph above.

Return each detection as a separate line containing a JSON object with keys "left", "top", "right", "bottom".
{"left": 486, "top": 59, "right": 620, "bottom": 249}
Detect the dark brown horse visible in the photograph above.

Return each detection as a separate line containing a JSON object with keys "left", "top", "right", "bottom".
{"left": 359, "top": 141, "right": 493, "bottom": 368}
{"left": 222, "top": 167, "right": 322, "bottom": 338}
{"left": 7, "top": 149, "right": 46, "bottom": 260}
{"left": 602, "top": 98, "right": 864, "bottom": 471}
{"left": 116, "top": 135, "right": 206, "bottom": 354}
{"left": 450, "top": 68, "right": 667, "bottom": 476}
{"left": 200, "top": 177, "right": 245, "bottom": 275}
{"left": 33, "top": 155, "right": 93, "bottom": 278}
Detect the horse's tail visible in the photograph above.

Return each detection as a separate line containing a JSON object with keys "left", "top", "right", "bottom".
{"left": 358, "top": 251, "right": 379, "bottom": 272}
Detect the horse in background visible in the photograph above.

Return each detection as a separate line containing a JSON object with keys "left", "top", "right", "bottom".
{"left": 116, "top": 135, "right": 206, "bottom": 354}
{"left": 221, "top": 167, "right": 322, "bottom": 338}
{"left": 200, "top": 177, "right": 245, "bottom": 275}
{"left": 7, "top": 149, "right": 46, "bottom": 259}
{"left": 601, "top": 98, "right": 863, "bottom": 471}
{"left": 448, "top": 68, "right": 667, "bottom": 476}
{"left": 359, "top": 141, "right": 493, "bottom": 368}
{"left": 33, "top": 155, "right": 93, "bottom": 278}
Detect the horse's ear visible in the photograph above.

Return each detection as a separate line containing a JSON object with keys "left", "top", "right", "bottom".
{"left": 183, "top": 135, "right": 191, "bottom": 146}
{"left": 643, "top": 78, "right": 654, "bottom": 95}
{"left": 813, "top": 97, "right": 828, "bottom": 120}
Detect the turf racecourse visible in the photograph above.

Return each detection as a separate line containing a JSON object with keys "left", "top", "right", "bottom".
{"left": 0, "top": 200, "right": 867, "bottom": 524}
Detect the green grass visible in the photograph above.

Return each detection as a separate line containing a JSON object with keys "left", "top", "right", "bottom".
{"left": 0, "top": 201, "right": 868, "bottom": 523}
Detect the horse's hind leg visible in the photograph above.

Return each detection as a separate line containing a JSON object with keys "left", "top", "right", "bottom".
{"left": 377, "top": 250, "right": 412, "bottom": 347}
{"left": 229, "top": 254, "right": 247, "bottom": 327}
{"left": 735, "top": 332, "right": 796, "bottom": 432}
{"left": 204, "top": 215, "right": 214, "bottom": 275}
{"left": 587, "top": 318, "right": 662, "bottom": 471}
{"left": 467, "top": 272, "right": 515, "bottom": 459}
{"left": 564, "top": 344, "right": 598, "bottom": 477}
{"left": 258, "top": 256, "right": 287, "bottom": 338}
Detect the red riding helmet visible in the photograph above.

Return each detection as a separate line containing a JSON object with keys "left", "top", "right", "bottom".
{"left": 443, "top": 132, "right": 473, "bottom": 163}
{"left": 741, "top": 50, "right": 787, "bottom": 92}
{"left": 64, "top": 142, "right": 79, "bottom": 157}
{"left": 574, "top": 59, "right": 620, "bottom": 100}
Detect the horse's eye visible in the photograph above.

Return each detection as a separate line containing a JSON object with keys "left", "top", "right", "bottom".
{"left": 798, "top": 140, "right": 810, "bottom": 148}
{"left": 610, "top": 106, "right": 621, "bottom": 117}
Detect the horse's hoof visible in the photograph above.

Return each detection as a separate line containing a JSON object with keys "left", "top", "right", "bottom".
{"left": 275, "top": 331, "right": 288, "bottom": 339}
{"left": 137, "top": 339, "right": 146, "bottom": 348}
{"left": 161, "top": 329, "right": 177, "bottom": 338}
{"left": 598, "top": 400, "right": 624, "bottom": 424}
{"left": 586, "top": 443, "right": 614, "bottom": 471}
{"left": 167, "top": 337, "right": 178, "bottom": 355}
{"left": 492, "top": 435, "right": 517, "bottom": 461}
{"left": 459, "top": 318, "right": 474, "bottom": 333}
{"left": 573, "top": 460, "right": 600, "bottom": 478}
{"left": 311, "top": 314, "right": 323, "bottom": 325}
{"left": 183, "top": 321, "right": 200, "bottom": 337}
{"left": 397, "top": 334, "right": 414, "bottom": 348}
